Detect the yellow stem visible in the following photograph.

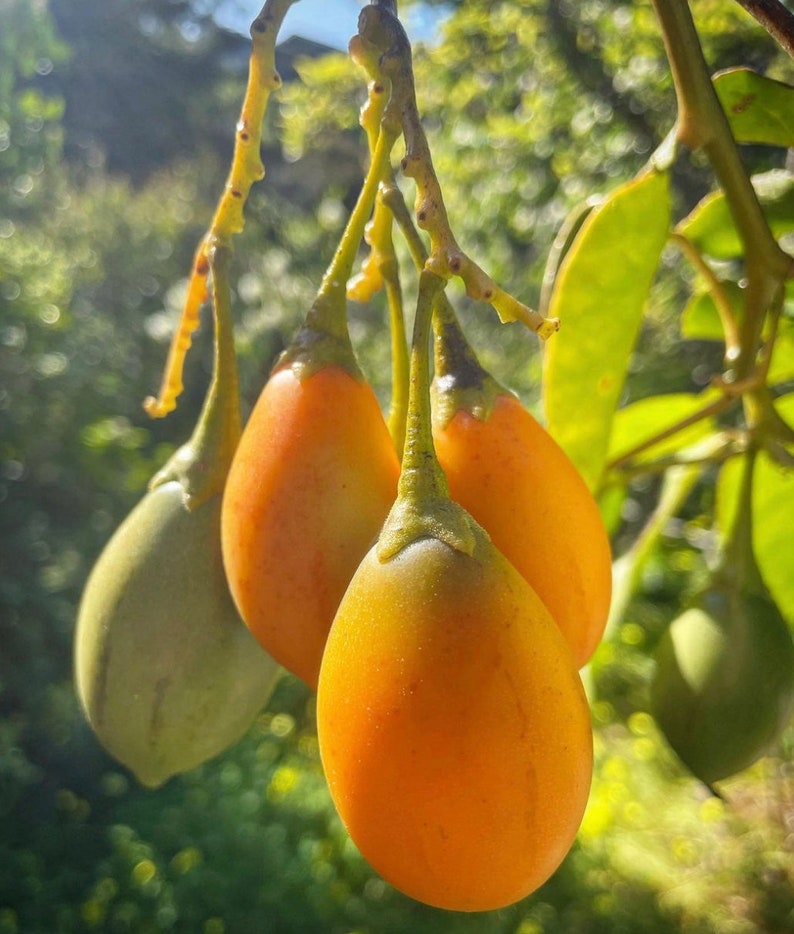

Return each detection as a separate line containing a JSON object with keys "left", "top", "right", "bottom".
{"left": 143, "top": 0, "right": 298, "bottom": 419}
{"left": 671, "top": 231, "right": 742, "bottom": 361}
{"left": 358, "top": 3, "right": 558, "bottom": 340}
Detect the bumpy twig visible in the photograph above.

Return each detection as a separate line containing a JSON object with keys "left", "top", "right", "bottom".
{"left": 357, "top": 4, "right": 559, "bottom": 340}
{"left": 144, "top": 0, "right": 298, "bottom": 418}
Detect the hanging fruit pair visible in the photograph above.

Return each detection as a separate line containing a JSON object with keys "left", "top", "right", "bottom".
{"left": 318, "top": 267, "right": 592, "bottom": 912}
{"left": 220, "top": 34, "right": 402, "bottom": 690}
{"left": 382, "top": 183, "right": 612, "bottom": 669}
{"left": 316, "top": 5, "right": 593, "bottom": 913}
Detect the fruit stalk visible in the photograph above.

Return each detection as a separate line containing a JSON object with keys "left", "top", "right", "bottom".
{"left": 279, "top": 41, "right": 400, "bottom": 374}
{"left": 345, "top": 55, "right": 410, "bottom": 449}
{"left": 149, "top": 243, "right": 241, "bottom": 509}
{"left": 144, "top": 0, "right": 297, "bottom": 417}
{"left": 357, "top": 3, "right": 558, "bottom": 338}
{"left": 377, "top": 269, "right": 479, "bottom": 561}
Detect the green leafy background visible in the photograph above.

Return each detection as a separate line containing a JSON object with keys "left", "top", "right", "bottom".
{"left": 2, "top": 1, "right": 794, "bottom": 932}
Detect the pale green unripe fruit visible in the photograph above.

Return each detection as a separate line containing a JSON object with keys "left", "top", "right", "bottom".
{"left": 75, "top": 481, "right": 281, "bottom": 788}
{"left": 651, "top": 584, "right": 794, "bottom": 785}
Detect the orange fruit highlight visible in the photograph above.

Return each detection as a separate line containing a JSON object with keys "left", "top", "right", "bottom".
{"left": 221, "top": 364, "right": 400, "bottom": 688}
{"left": 318, "top": 534, "right": 593, "bottom": 912}
{"left": 433, "top": 393, "right": 611, "bottom": 667}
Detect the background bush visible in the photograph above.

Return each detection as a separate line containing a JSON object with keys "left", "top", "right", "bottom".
{"left": 1, "top": 1, "right": 792, "bottom": 931}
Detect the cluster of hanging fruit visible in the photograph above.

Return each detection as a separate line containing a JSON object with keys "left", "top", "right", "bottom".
{"left": 74, "top": 0, "right": 608, "bottom": 912}
{"left": 72, "top": 0, "right": 794, "bottom": 916}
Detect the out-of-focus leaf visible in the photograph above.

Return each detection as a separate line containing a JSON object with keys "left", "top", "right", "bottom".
{"left": 680, "top": 282, "right": 794, "bottom": 380}
{"left": 768, "top": 322, "right": 794, "bottom": 386}
{"left": 607, "top": 390, "right": 723, "bottom": 467}
{"left": 677, "top": 169, "right": 794, "bottom": 259}
{"left": 752, "top": 393, "right": 794, "bottom": 628}
{"left": 714, "top": 68, "right": 794, "bottom": 147}
{"left": 539, "top": 198, "right": 596, "bottom": 316}
{"left": 681, "top": 282, "right": 744, "bottom": 342}
{"left": 717, "top": 394, "right": 794, "bottom": 628}
{"left": 543, "top": 169, "right": 671, "bottom": 490}
{"left": 603, "top": 461, "right": 702, "bottom": 641}
{"left": 598, "top": 484, "right": 627, "bottom": 538}
{"left": 715, "top": 451, "right": 744, "bottom": 546}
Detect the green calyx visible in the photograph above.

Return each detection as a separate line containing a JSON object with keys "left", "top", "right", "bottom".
{"left": 149, "top": 242, "right": 241, "bottom": 510}
{"left": 431, "top": 295, "right": 507, "bottom": 430}
{"left": 377, "top": 269, "right": 483, "bottom": 562}
{"left": 275, "top": 298, "right": 364, "bottom": 383}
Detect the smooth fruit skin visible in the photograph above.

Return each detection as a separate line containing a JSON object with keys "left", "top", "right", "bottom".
{"left": 317, "top": 535, "right": 593, "bottom": 912}
{"left": 75, "top": 482, "right": 280, "bottom": 789}
{"left": 433, "top": 394, "right": 612, "bottom": 668}
{"left": 651, "top": 588, "right": 794, "bottom": 785}
{"left": 221, "top": 365, "right": 400, "bottom": 689}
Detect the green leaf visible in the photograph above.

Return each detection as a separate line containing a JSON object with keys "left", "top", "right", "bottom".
{"left": 678, "top": 169, "right": 794, "bottom": 259}
{"left": 680, "top": 282, "right": 794, "bottom": 379}
{"left": 538, "top": 198, "right": 596, "bottom": 316}
{"left": 714, "top": 68, "right": 794, "bottom": 147}
{"left": 768, "top": 322, "right": 794, "bottom": 386}
{"left": 598, "top": 484, "right": 627, "bottom": 538}
{"left": 680, "top": 282, "right": 744, "bottom": 342}
{"left": 717, "top": 395, "right": 794, "bottom": 629}
{"left": 752, "top": 393, "right": 794, "bottom": 628}
{"left": 715, "top": 452, "right": 744, "bottom": 547}
{"left": 607, "top": 390, "right": 723, "bottom": 466}
{"left": 542, "top": 170, "right": 671, "bottom": 490}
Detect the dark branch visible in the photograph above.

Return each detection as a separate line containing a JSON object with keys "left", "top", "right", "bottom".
{"left": 732, "top": 0, "right": 794, "bottom": 58}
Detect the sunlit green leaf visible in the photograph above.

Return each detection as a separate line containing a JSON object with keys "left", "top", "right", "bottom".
{"left": 598, "top": 484, "right": 627, "bottom": 538}
{"left": 717, "top": 395, "right": 794, "bottom": 628}
{"left": 768, "top": 322, "right": 794, "bottom": 386}
{"left": 607, "top": 390, "right": 723, "bottom": 466}
{"left": 677, "top": 169, "right": 794, "bottom": 259}
{"left": 680, "top": 282, "right": 744, "bottom": 342}
{"left": 714, "top": 68, "right": 794, "bottom": 146}
{"left": 715, "top": 451, "right": 744, "bottom": 545}
{"left": 752, "top": 394, "right": 794, "bottom": 628}
{"left": 542, "top": 170, "right": 671, "bottom": 490}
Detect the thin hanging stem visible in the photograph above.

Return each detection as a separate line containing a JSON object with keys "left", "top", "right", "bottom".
{"left": 380, "top": 176, "right": 505, "bottom": 421}
{"left": 357, "top": 3, "right": 558, "bottom": 339}
{"left": 384, "top": 239, "right": 410, "bottom": 452}
{"left": 306, "top": 124, "right": 399, "bottom": 338}
{"left": 144, "top": 0, "right": 298, "bottom": 418}
{"left": 377, "top": 269, "right": 479, "bottom": 561}
{"left": 670, "top": 232, "right": 742, "bottom": 360}
{"left": 397, "top": 270, "right": 448, "bottom": 501}
{"left": 149, "top": 241, "right": 241, "bottom": 508}
{"left": 345, "top": 45, "right": 410, "bottom": 452}
{"left": 278, "top": 21, "right": 401, "bottom": 375}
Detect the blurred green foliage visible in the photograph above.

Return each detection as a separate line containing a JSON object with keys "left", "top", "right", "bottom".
{"left": 1, "top": 0, "right": 793, "bottom": 932}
